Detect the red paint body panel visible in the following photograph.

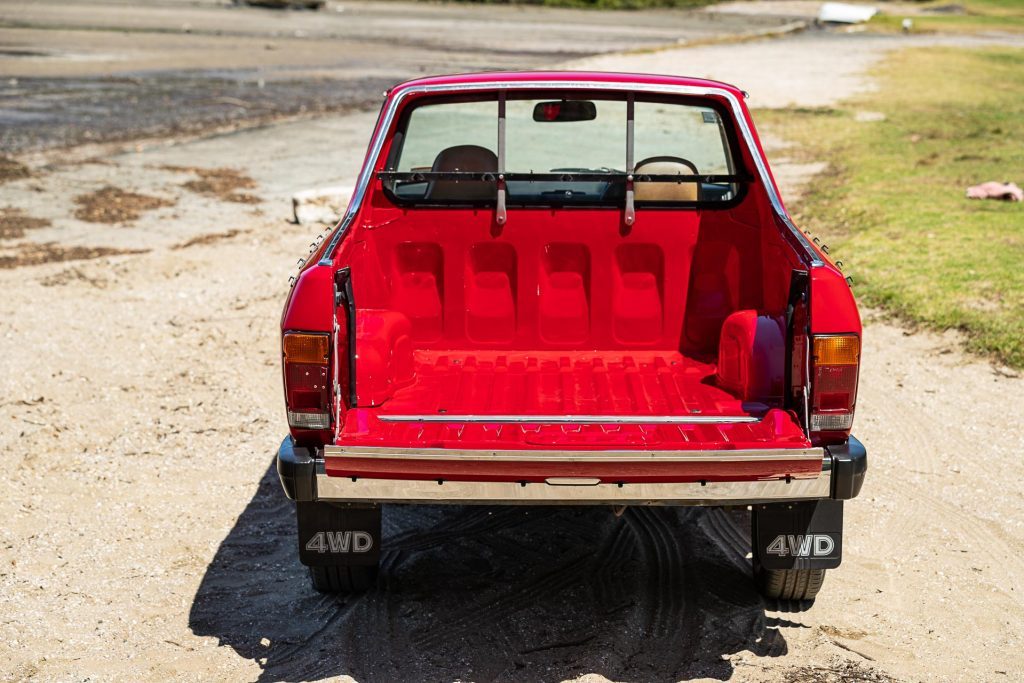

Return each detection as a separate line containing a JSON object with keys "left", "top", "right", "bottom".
{"left": 717, "top": 311, "right": 786, "bottom": 402}
{"left": 390, "top": 71, "right": 746, "bottom": 91}
{"left": 279, "top": 72, "right": 863, "bottom": 476}
{"left": 810, "top": 264, "right": 863, "bottom": 336}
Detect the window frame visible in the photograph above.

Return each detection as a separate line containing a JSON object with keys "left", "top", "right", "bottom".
{"left": 379, "top": 90, "right": 752, "bottom": 210}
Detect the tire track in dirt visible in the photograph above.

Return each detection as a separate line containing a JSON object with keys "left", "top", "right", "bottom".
{"left": 410, "top": 551, "right": 595, "bottom": 650}
{"left": 589, "top": 519, "right": 638, "bottom": 613}
{"left": 882, "top": 482, "right": 1024, "bottom": 611}
{"left": 704, "top": 507, "right": 805, "bottom": 655}
{"left": 260, "top": 596, "right": 364, "bottom": 677}
{"left": 623, "top": 507, "right": 688, "bottom": 640}
{"left": 701, "top": 507, "right": 755, "bottom": 572}
{"left": 337, "top": 507, "right": 622, "bottom": 679}
{"left": 859, "top": 392, "right": 1024, "bottom": 608}
{"left": 237, "top": 503, "right": 784, "bottom": 682}
{"left": 387, "top": 505, "right": 557, "bottom": 552}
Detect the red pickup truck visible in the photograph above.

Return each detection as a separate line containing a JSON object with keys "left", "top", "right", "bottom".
{"left": 276, "top": 72, "right": 866, "bottom": 601}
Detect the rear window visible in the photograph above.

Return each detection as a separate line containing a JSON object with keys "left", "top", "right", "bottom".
{"left": 382, "top": 93, "right": 743, "bottom": 207}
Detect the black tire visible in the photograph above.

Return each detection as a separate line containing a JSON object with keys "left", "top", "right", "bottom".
{"left": 755, "top": 566, "right": 826, "bottom": 601}
{"left": 308, "top": 564, "right": 378, "bottom": 593}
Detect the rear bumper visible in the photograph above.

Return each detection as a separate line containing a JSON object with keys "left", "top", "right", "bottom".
{"left": 278, "top": 435, "right": 866, "bottom": 506}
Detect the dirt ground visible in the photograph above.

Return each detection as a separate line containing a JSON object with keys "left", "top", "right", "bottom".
{"left": 2, "top": 6, "right": 1024, "bottom": 681}
{"left": 0, "top": 0, "right": 798, "bottom": 153}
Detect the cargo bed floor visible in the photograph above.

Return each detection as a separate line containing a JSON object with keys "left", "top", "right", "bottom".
{"left": 380, "top": 350, "right": 761, "bottom": 418}
{"left": 340, "top": 351, "right": 810, "bottom": 451}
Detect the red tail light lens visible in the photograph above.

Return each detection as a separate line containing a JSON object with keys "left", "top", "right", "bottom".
{"left": 283, "top": 333, "right": 331, "bottom": 431}
{"left": 810, "top": 335, "right": 860, "bottom": 438}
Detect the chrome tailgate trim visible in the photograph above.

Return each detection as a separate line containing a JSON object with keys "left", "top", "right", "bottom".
{"left": 375, "top": 414, "right": 761, "bottom": 424}
{"left": 315, "top": 461, "right": 832, "bottom": 506}
{"left": 324, "top": 445, "right": 823, "bottom": 463}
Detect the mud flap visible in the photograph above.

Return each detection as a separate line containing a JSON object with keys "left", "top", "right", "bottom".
{"left": 296, "top": 502, "right": 381, "bottom": 567}
{"left": 753, "top": 500, "right": 842, "bottom": 570}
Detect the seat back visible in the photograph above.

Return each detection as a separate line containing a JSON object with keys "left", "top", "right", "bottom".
{"left": 634, "top": 156, "right": 699, "bottom": 202}
{"left": 426, "top": 145, "right": 497, "bottom": 201}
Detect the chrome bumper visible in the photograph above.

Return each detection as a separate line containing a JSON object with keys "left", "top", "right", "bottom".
{"left": 279, "top": 437, "right": 866, "bottom": 506}
{"left": 312, "top": 458, "right": 832, "bottom": 506}
{"left": 314, "top": 471, "right": 831, "bottom": 506}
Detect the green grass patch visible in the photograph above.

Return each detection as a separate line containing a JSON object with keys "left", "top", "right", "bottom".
{"left": 757, "top": 47, "right": 1024, "bottom": 367}
{"left": 870, "top": 0, "right": 1024, "bottom": 34}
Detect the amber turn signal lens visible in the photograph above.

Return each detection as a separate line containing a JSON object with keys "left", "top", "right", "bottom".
{"left": 813, "top": 335, "right": 860, "bottom": 366}
{"left": 283, "top": 333, "right": 329, "bottom": 364}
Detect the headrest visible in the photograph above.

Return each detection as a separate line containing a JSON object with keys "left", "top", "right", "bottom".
{"left": 634, "top": 156, "right": 699, "bottom": 202}
{"left": 427, "top": 145, "right": 498, "bottom": 201}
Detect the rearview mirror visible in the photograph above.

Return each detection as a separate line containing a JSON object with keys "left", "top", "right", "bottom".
{"left": 532, "top": 100, "right": 597, "bottom": 123}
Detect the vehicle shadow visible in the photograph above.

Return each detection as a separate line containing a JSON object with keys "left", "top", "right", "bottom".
{"left": 189, "top": 461, "right": 793, "bottom": 682}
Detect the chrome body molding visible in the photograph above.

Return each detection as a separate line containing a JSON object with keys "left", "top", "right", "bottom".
{"left": 318, "top": 213, "right": 355, "bottom": 266}
{"left": 317, "top": 78, "right": 823, "bottom": 268}
{"left": 324, "top": 445, "right": 824, "bottom": 463}
{"left": 375, "top": 413, "right": 760, "bottom": 425}
{"left": 313, "top": 458, "right": 832, "bottom": 506}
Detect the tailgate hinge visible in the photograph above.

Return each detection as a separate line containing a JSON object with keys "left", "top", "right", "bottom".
{"left": 334, "top": 267, "right": 357, "bottom": 408}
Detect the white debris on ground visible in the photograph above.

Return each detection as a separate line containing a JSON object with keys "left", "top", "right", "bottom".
{"left": 854, "top": 110, "right": 886, "bottom": 122}
{"left": 966, "top": 181, "right": 1024, "bottom": 202}
{"left": 819, "top": 2, "right": 878, "bottom": 24}
{"left": 291, "top": 185, "right": 353, "bottom": 225}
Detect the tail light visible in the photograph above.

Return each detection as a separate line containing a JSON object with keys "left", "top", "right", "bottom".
{"left": 810, "top": 334, "right": 860, "bottom": 439}
{"left": 283, "top": 332, "right": 331, "bottom": 430}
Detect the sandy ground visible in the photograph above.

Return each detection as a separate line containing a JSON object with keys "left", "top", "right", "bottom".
{"left": 2, "top": 10, "right": 1024, "bottom": 683}
{"left": 0, "top": 0, "right": 795, "bottom": 152}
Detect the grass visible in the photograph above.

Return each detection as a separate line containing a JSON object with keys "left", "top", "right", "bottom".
{"left": 870, "top": 0, "right": 1024, "bottom": 34}
{"left": 756, "top": 47, "right": 1024, "bottom": 368}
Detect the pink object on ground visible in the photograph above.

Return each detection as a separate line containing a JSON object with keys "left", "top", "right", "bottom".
{"left": 966, "top": 181, "right": 1024, "bottom": 202}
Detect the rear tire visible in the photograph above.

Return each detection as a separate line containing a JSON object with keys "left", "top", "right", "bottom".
{"left": 755, "top": 566, "right": 826, "bottom": 601}
{"left": 308, "top": 564, "right": 378, "bottom": 593}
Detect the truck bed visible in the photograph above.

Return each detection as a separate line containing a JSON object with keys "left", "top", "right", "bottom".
{"left": 337, "top": 349, "right": 811, "bottom": 454}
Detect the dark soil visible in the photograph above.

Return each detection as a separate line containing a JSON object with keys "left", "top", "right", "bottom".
{"left": 163, "top": 166, "right": 262, "bottom": 204}
{"left": 172, "top": 229, "right": 247, "bottom": 250}
{"left": 0, "top": 156, "right": 31, "bottom": 183}
{"left": 0, "top": 208, "right": 51, "bottom": 240}
{"left": 0, "top": 242, "right": 148, "bottom": 269}
{"left": 72, "top": 186, "right": 175, "bottom": 224}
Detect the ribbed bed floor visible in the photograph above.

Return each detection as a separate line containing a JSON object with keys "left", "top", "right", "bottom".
{"left": 377, "top": 350, "right": 763, "bottom": 418}
{"left": 339, "top": 350, "right": 811, "bottom": 450}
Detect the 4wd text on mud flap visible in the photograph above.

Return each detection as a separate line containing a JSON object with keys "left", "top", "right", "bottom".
{"left": 765, "top": 534, "right": 835, "bottom": 558}
{"left": 305, "top": 531, "right": 374, "bottom": 554}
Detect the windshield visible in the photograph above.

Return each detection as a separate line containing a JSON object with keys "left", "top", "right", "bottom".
{"left": 382, "top": 93, "right": 742, "bottom": 207}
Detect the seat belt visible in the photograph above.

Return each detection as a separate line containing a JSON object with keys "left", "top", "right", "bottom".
{"left": 624, "top": 94, "right": 635, "bottom": 227}
{"left": 496, "top": 90, "right": 507, "bottom": 226}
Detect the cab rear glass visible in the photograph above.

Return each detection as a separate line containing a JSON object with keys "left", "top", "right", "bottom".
{"left": 380, "top": 92, "right": 747, "bottom": 208}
